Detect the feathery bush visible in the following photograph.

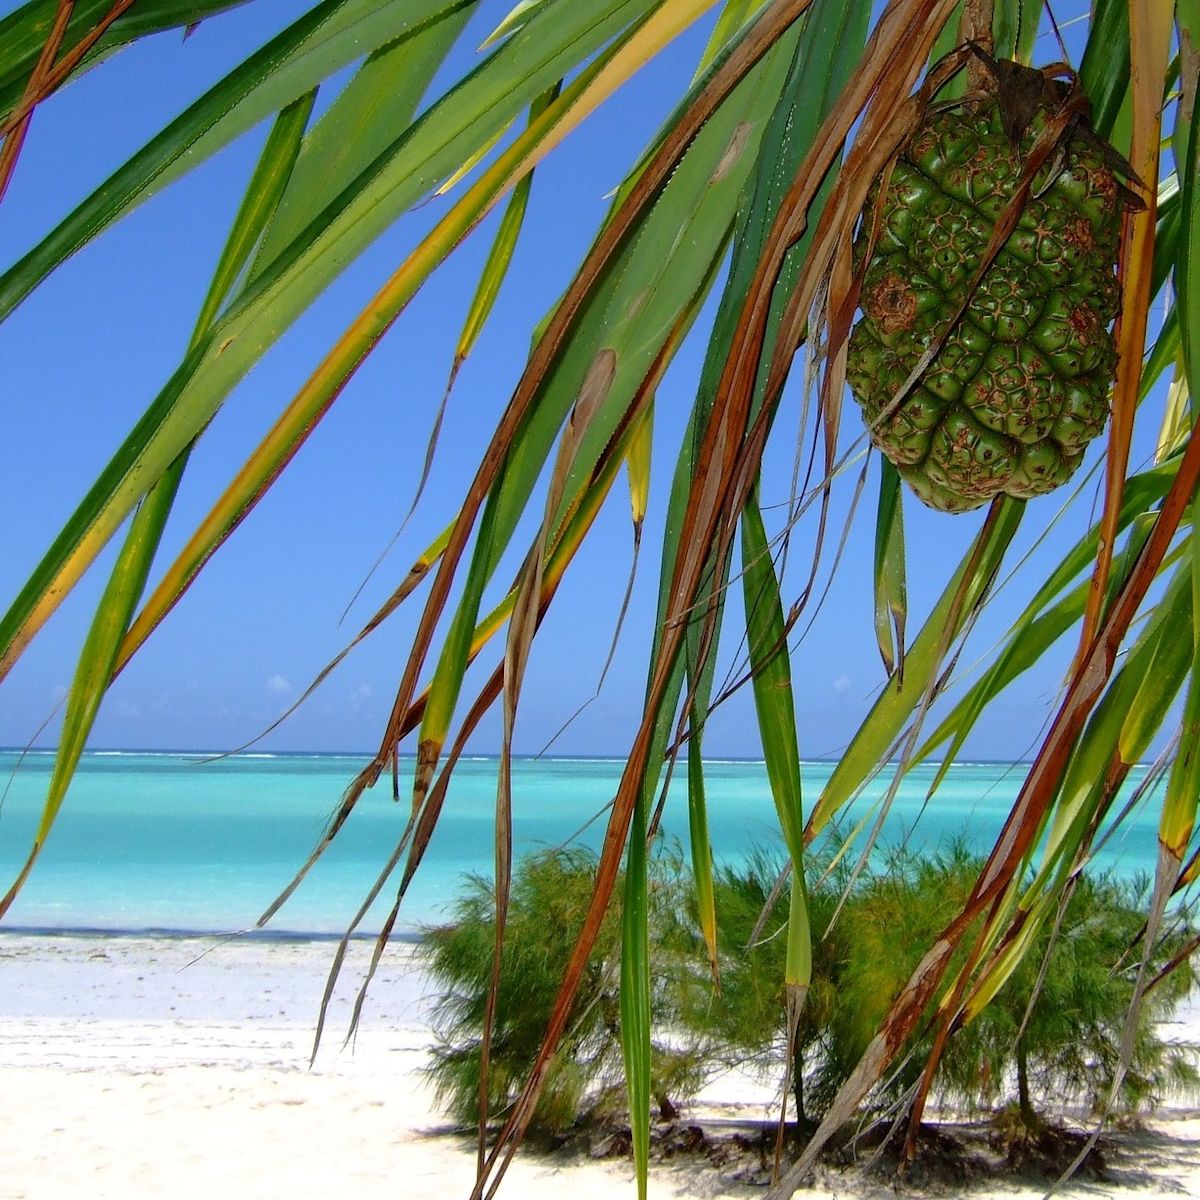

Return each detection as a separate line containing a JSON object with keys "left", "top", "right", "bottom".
{"left": 678, "top": 841, "right": 1198, "bottom": 1126}
{"left": 420, "top": 845, "right": 708, "bottom": 1134}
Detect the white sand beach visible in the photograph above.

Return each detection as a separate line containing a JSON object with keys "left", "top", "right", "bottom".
{"left": 2, "top": 932, "right": 1198, "bottom": 1200}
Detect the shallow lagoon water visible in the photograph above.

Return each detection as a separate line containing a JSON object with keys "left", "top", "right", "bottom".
{"left": 0, "top": 750, "right": 1165, "bottom": 936}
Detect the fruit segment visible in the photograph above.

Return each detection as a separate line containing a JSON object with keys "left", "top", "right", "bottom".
{"left": 847, "top": 89, "right": 1123, "bottom": 513}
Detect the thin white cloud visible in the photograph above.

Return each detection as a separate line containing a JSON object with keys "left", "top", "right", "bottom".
{"left": 266, "top": 674, "right": 292, "bottom": 696}
{"left": 832, "top": 674, "right": 851, "bottom": 694}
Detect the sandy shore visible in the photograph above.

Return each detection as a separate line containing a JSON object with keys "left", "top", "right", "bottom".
{"left": 1, "top": 932, "right": 1198, "bottom": 1200}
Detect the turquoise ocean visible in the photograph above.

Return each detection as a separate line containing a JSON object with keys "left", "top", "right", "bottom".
{"left": 0, "top": 750, "right": 1168, "bottom": 939}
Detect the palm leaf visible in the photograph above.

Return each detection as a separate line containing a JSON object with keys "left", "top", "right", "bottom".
{"left": 474, "top": 6, "right": 976, "bottom": 1193}
{"left": 0, "top": 89, "right": 312, "bottom": 917}
{"left": 0, "top": 3, "right": 253, "bottom": 120}
{"left": 1073, "top": 0, "right": 1172, "bottom": 664}
{"left": 0, "top": 0, "right": 685, "bottom": 683}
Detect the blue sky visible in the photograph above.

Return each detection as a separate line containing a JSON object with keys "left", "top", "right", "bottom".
{"left": 0, "top": 1, "right": 1167, "bottom": 759}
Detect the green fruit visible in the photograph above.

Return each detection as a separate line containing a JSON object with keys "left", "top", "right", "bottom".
{"left": 846, "top": 79, "right": 1124, "bottom": 513}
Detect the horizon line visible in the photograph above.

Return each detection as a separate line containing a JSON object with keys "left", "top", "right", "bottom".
{"left": 1, "top": 745, "right": 1048, "bottom": 766}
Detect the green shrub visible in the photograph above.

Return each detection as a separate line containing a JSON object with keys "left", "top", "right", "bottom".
{"left": 419, "top": 845, "right": 708, "bottom": 1134}
{"left": 683, "top": 840, "right": 1198, "bottom": 1126}
{"left": 423, "top": 837, "right": 1197, "bottom": 1140}
{"left": 936, "top": 866, "right": 1200, "bottom": 1126}
{"left": 673, "top": 846, "right": 845, "bottom": 1124}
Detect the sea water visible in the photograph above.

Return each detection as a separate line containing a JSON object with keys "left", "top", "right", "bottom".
{"left": 0, "top": 750, "right": 1167, "bottom": 938}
